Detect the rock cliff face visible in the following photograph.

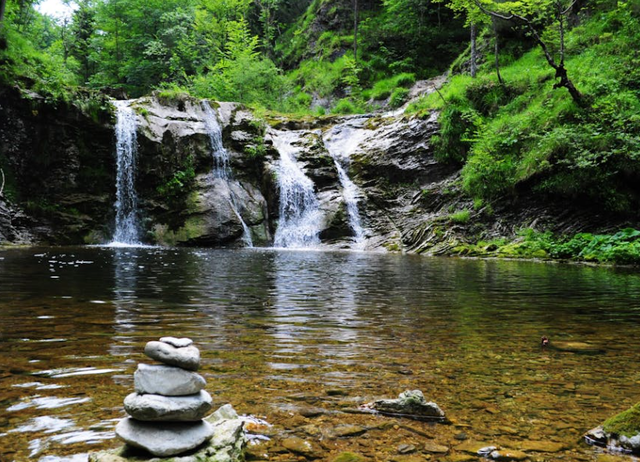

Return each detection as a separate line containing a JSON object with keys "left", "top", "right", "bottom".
{"left": 0, "top": 86, "right": 115, "bottom": 244}
{"left": 2, "top": 86, "right": 607, "bottom": 252}
{"left": 0, "top": 86, "right": 484, "bottom": 250}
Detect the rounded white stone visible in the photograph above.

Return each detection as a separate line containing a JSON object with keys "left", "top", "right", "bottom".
{"left": 134, "top": 363, "right": 205, "bottom": 396}
{"left": 115, "top": 417, "right": 214, "bottom": 457}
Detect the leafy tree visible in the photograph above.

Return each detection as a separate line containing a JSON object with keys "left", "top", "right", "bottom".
{"left": 472, "top": 0, "right": 584, "bottom": 104}
{"left": 71, "top": 0, "right": 96, "bottom": 83}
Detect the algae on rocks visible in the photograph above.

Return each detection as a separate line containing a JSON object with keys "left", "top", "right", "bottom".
{"left": 361, "top": 390, "right": 447, "bottom": 421}
{"left": 585, "top": 403, "right": 640, "bottom": 454}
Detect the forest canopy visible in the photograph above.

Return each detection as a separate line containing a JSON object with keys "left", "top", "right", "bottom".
{"left": 0, "top": 0, "right": 466, "bottom": 112}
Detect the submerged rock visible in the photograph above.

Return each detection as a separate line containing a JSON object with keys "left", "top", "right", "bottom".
{"left": 489, "top": 449, "right": 528, "bottom": 461}
{"left": 545, "top": 340, "right": 605, "bottom": 355}
{"left": 134, "top": 363, "right": 206, "bottom": 396}
{"left": 362, "top": 390, "right": 446, "bottom": 421}
{"left": 123, "top": 390, "right": 212, "bottom": 421}
{"left": 115, "top": 418, "right": 214, "bottom": 457}
{"left": 144, "top": 340, "right": 200, "bottom": 370}
{"left": 281, "top": 436, "right": 323, "bottom": 459}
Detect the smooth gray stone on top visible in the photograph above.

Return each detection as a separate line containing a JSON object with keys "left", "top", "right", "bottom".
{"left": 115, "top": 417, "right": 214, "bottom": 457}
{"left": 134, "top": 363, "right": 205, "bottom": 396}
{"left": 123, "top": 390, "right": 212, "bottom": 421}
{"left": 160, "top": 336, "right": 193, "bottom": 348}
{"left": 144, "top": 340, "right": 200, "bottom": 371}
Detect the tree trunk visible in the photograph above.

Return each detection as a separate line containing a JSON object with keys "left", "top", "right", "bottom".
{"left": 0, "top": 0, "right": 7, "bottom": 33}
{"left": 470, "top": 23, "right": 477, "bottom": 78}
{"left": 353, "top": 0, "right": 358, "bottom": 61}
{"left": 493, "top": 19, "right": 504, "bottom": 85}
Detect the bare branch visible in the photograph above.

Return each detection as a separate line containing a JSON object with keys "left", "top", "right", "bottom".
{"left": 0, "top": 168, "right": 5, "bottom": 197}
{"left": 561, "top": 0, "right": 578, "bottom": 16}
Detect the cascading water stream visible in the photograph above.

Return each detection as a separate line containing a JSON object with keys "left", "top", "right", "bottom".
{"left": 323, "top": 122, "right": 368, "bottom": 249}
{"left": 111, "top": 100, "right": 141, "bottom": 245}
{"left": 202, "top": 101, "right": 231, "bottom": 179}
{"left": 202, "top": 101, "right": 253, "bottom": 247}
{"left": 271, "top": 130, "right": 322, "bottom": 248}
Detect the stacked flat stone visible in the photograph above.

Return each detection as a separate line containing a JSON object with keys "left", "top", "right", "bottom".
{"left": 115, "top": 337, "right": 215, "bottom": 457}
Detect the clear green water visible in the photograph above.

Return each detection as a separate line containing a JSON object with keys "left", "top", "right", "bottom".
{"left": 1, "top": 246, "right": 640, "bottom": 461}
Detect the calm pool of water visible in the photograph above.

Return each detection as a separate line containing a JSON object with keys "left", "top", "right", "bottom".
{"left": 1, "top": 246, "right": 640, "bottom": 461}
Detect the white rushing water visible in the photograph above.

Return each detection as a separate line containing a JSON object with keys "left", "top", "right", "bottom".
{"left": 111, "top": 100, "right": 140, "bottom": 246}
{"left": 202, "top": 101, "right": 253, "bottom": 247}
{"left": 323, "top": 121, "right": 368, "bottom": 249}
{"left": 271, "top": 130, "right": 322, "bottom": 248}
{"left": 202, "top": 101, "right": 231, "bottom": 179}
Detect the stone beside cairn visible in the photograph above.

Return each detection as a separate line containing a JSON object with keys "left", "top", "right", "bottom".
{"left": 115, "top": 337, "right": 215, "bottom": 457}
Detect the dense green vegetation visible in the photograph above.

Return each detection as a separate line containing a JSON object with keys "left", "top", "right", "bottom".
{"left": 452, "top": 228, "right": 640, "bottom": 265}
{"left": 409, "top": 1, "right": 640, "bottom": 213}
{"left": 0, "top": 0, "right": 466, "bottom": 113}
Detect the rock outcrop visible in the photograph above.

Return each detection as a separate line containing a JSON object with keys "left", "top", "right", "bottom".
{"left": 3, "top": 83, "right": 624, "bottom": 251}
{"left": 585, "top": 403, "right": 640, "bottom": 454}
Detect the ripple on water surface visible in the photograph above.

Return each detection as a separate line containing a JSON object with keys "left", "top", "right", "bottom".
{"left": 2, "top": 247, "right": 640, "bottom": 460}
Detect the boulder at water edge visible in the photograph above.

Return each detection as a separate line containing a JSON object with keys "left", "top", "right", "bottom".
{"left": 585, "top": 402, "right": 640, "bottom": 453}
{"left": 124, "top": 390, "right": 213, "bottom": 421}
{"left": 361, "top": 390, "right": 446, "bottom": 420}
{"left": 134, "top": 363, "right": 206, "bottom": 396}
{"left": 144, "top": 340, "right": 200, "bottom": 370}
{"left": 115, "top": 418, "right": 215, "bottom": 457}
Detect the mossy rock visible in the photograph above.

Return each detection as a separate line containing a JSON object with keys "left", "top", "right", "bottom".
{"left": 603, "top": 403, "right": 640, "bottom": 438}
{"left": 332, "top": 452, "right": 364, "bottom": 462}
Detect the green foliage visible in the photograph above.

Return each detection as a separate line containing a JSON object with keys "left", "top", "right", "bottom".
{"left": 367, "top": 72, "right": 415, "bottom": 100}
{"left": 157, "top": 167, "right": 196, "bottom": 198}
{"left": 459, "top": 228, "right": 640, "bottom": 265}
{"left": 157, "top": 83, "right": 192, "bottom": 104}
{"left": 603, "top": 403, "right": 640, "bottom": 437}
{"left": 389, "top": 87, "right": 409, "bottom": 107}
{"left": 408, "top": 3, "right": 640, "bottom": 210}
{"left": 449, "top": 209, "right": 471, "bottom": 224}
{"left": 332, "top": 98, "right": 360, "bottom": 114}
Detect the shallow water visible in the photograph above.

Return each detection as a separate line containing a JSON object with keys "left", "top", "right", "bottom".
{"left": 1, "top": 247, "right": 640, "bottom": 461}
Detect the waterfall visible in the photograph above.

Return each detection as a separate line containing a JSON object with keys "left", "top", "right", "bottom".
{"left": 271, "top": 131, "right": 322, "bottom": 248}
{"left": 201, "top": 101, "right": 253, "bottom": 247}
{"left": 323, "top": 123, "right": 367, "bottom": 249}
{"left": 202, "top": 101, "right": 230, "bottom": 179}
{"left": 111, "top": 100, "right": 140, "bottom": 245}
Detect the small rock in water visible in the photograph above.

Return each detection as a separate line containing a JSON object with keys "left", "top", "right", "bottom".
{"left": 330, "top": 424, "right": 367, "bottom": 438}
{"left": 546, "top": 340, "right": 605, "bottom": 355}
{"left": 134, "top": 363, "right": 206, "bottom": 396}
{"left": 397, "top": 443, "right": 417, "bottom": 454}
{"left": 362, "top": 390, "right": 446, "bottom": 420}
{"left": 519, "top": 440, "right": 565, "bottom": 452}
{"left": 144, "top": 340, "right": 200, "bottom": 370}
{"left": 115, "top": 418, "right": 214, "bottom": 457}
{"left": 207, "top": 403, "right": 240, "bottom": 422}
{"left": 123, "top": 390, "right": 212, "bottom": 421}
{"left": 281, "top": 436, "right": 322, "bottom": 458}
{"left": 422, "top": 441, "right": 449, "bottom": 453}
{"left": 160, "top": 336, "right": 193, "bottom": 348}
{"left": 489, "top": 449, "right": 528, "bottom": 461}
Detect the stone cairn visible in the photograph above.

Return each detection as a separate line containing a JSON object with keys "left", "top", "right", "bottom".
{"left": 115, "top": 337, "right": 215, "bottom": 457}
